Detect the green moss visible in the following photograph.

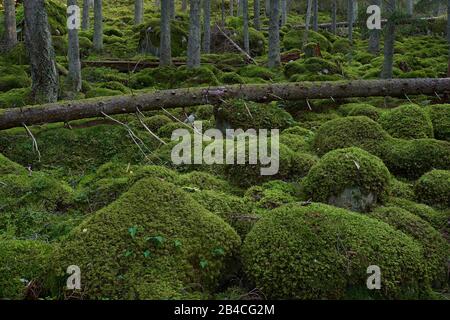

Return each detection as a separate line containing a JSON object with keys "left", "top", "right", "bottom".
{"left": 244, "top": 180, "right": 298, "bottom": 210}
{"left": 98, "top": 81, "right": 130, "bottom": 94}
{"left": 82, "top": 67, "right": 128, "bottom": 83}
{"left": 0, "top": 153, "right": 27, "bottom": 175}
{"left": 389, "top": 178, "right": 415, "bottom": 201}
{"left": 338, "top": 103, "right": 382, "bottom": 121}
{"left": 234, "top": 27, "right": 266, "bottom": 56}
{"left": 312, "top": 116, "right": 389, "bottom": 156}
{"left": 379, "top": 104, "right": 434, "bottom": 139}
{"left": 242, "top": 203, "right": 429, "bottom": 299}
{"left": 157, "top": 122, "right": 194, "bottom": 139}
{"left": 51, "top": 178, "right": 241, "bottom": 299}
{"left": 302, "top": 147, "right": 391, "bottom": 212}
{"left": 176, "top": 171, "right": 239, "bottom": 194}
{"left": 415, "top": 170, "right": 450, "bottom": 208}
{"left": 238, "top": 65, "right": 276, "bottom": 81}
{"left": 0, "top": 65, "right": 31, "bottom": 92}
{"left": 215, "top": 99, "right": 295, "bottom": 131}
{"left": 370, "top": 206, "right": 449, "bottom": 287}
{"left": 220, "top": 72, "right": 245, "bottom": 84}
{"left": 85, "top": 87, "right": 123, "bottom": 98}
{"left": 282, "top": 126, "right": 314, "bottom": 138}
{"left": 284, "top": 57, "right": 340, "bottom": 79}
{"left": 135, "top": 114, "right": 173, "bottom": 132}
{"left": 0, "top": 88, "right": 31, "bottom": 109}
{"left": 0, "top": 240, "right": 52, "bottom": 299}
{"left": 332, "top": 38, "right": 352, "bottom": 54}
{"left": 428, "top": 104, "right": 450, "bottom": 141}
{"left": 283, "top": 30, "right": 332, "bottom": 52}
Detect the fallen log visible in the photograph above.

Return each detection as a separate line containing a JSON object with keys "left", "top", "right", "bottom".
{"left": 1, "top": 78, "right": 449, "bottom": 130}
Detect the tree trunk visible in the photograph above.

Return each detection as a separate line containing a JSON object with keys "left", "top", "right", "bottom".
{"left": 312, "top": 0, "right": 318, "bottom": 31}
{"left": 230, "top": 0, "right": 234, "bottom": 16}
{"left": 134, "top": 0, "right": 144, "bottom": 25}
{"left": 237, "top": 0, "right": 243, "bottom": 16}
{"left": 331, "top": 0, "right": 337, "bottom": 34}
{"left": 3, "top": 78, "right": 450, "bottom": 130}
{"left": 93, "top": 0, "right": 103, "bottom": 51}
{"left": 381, "top": 0, "right": 396, "bottom": 79}
{"left": 407, "top": 0, "right": 413, "bottom": 16}
{"left": 160, "top": 0, "right": 172, "bottom": 66}
{"left": 254, "top": 0, "right": 260, "bottom": 30}
{"left": 368, "top": 0, "right": 381, "bottom": 55}
{"left": 303, "top": 0, "right": 312, "bottom": 44}
{"left": 187, "top": 0, "right": 201, "bottom": 68}
{"left": 82, "top": 0, "right": 90, "bottom": 30}
{"left": 281, "top": 0, "right": 287, "bottom": 25}
{"left": 3, "top": 0, "right": 17, "bottom": 49}
{"left": 202, "top": 0, "right": 211, "bottom": 53}
{"left": 170, "top": 0, "right": 175, "bottom": 19}
{"left": 265, "top": 0, "right": 270, "bottom": 17}
{"left": 268, "top": 0, "right": 280, "bottom": 68}
{"left": 67, "top": 0, "right": 82, "bottom": 93}
{"left": 347, "top": 0, "right": 353, "bottom": 43}
{"left": 242, "top": 0, "right": 250, "bottom": 54}
{"left": 23, "top": 0, "right": 59, "bottom": 104}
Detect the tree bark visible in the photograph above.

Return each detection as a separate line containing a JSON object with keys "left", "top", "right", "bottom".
{"left": 407, "top": 0, "right": 413, "bottom": 16}
{"left": 368, "top": 0, "right": 381, "bottom": 55}
{"left": 268, "top": 0, "right": 280, "bottom": 68}
{"left": 187, "top": 0, "right": 201, "bottom": 68}
{"left": 3, "top": 0, "right": 17, "bottom": 49}
{"left": 303, "top": 0, "right": 312, "bottom": 44}
{"left": 281, "top": 0, "right": 287, "bottom": 25}
{"left": 93, "top": 0, "right": 103, "bottom": 51}
{"left": 134, "top": 0, "right": 144, "bottom": 25}
{"left": 3, "top": 78, "right": 450, "bottom": 130}
{"left": 254, "top": 0, "right": 260, "bottom": 30}
{"left": 230, "top": 0, "right": 234, "bottom": 16}
{"left": 347, "top": 0, "right": 353, "bottom": 43}
{"left": 331, "top": 0, "right": 337, "bottom": 34}
{"left": 381, "top": 0, "right": 396, "bottom": 79}
{"left": 160, "top": 0, "right": 172, "bottom": 66}
{"left": 242, "top": 0, "right": 250, "bottom": 54}
{"left": 202, "top": 0, "right": 211, "bottom": 53}
{"left": 82, "top": 0, "right": 90, "bottom": 30}
{"left": 67, "top": 0, "right": 82, "bottom": 93}
{"left": 23, "top": 0, "right": 59, "bottom": 104}
{"left": 312, "top": 0, "right": 318, "bottom": 31}
{"left": 170, "top": 0, "right": 175, "bottom": 19}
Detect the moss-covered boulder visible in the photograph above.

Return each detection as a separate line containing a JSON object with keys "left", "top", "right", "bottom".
{"left": 312, "top": 116, "right": 389, "bottom": 156}
{"left": 428, "top": 104, "right": 450, "bottom": 141}
{"left": 0, "top": 153, "right": 26, "bottom": 175}
{"left": 214, "top": 100, "right": 295, "bottom": 131}
{"left": 338, "top": 103, "right": 382, "bottom": 121}
{"left": 302, "top": 147, "right": 391, "bottom": 212}
{"left": 242, "top": 203, "right": 429, "bottom": 299}
{"left": 414, "top": 170, "right": 450, "bottom": 208}
{"left": 379, "top": 104, "right": 434, "bottom": 139}
{"left": 0, "top": 240, "right": 52, "bottom": 299}
{"left": 244, "top": 180, "right": 298, "bottom": 210}
{"left": 51, "top": 178, "right": 241, "bottom": 299}
{"left": 283, "top": 30, "right": 332, "bottom": 52}
{"left": 370, "top": 207, "right": 449, "bottom": 287}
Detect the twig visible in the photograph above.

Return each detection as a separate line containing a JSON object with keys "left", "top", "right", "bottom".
{"left": 136, "top": 108, "right": 167, "bottom": 145}
{"left": 23, "top": 123, "right": 41, "bottom": 162}
{"left": 161, "top": 107, "right": 203, "bottom": 135}
{"left": 243, "top": 101, "right": 253, "bottom": 118}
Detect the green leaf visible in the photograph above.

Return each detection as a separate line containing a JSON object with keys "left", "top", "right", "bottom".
{"left": 174, "top": 240, "right": 182, "bottom": 249}
{"left": 128, "top": 226, "right": 138, "bottom": 238}
{"left": 200, "top": 259, "right": 208, "bottom": 269}
{"left": 212, "top": 247, "right": 225, "bottom": 256}
{"left": 143, "top": 250, "right": 151, "bottom": 258}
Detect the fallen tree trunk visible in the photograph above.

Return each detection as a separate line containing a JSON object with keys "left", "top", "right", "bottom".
{"left": 1, "top": 78, "right": 449, "bottom": 130}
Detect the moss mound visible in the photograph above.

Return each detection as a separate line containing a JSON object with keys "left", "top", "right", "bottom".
{"left": 244, "top": 180, "right": 298, "bottom": 210}
{"left": 215, "top": 100, "right": 295, "bottom": 131}
{"left": 338, "top": 103, "right": 382, "bottom": 121}
{"left": 283, "top": 30, "right": 332, "bottom": 52}
{"left": 0, "top": 240, "right": 52, "bottom": 299}
{"left": 312, "top": 116, "right": 389, "bottom": 156}
{"left": 370, "top": 206, "right": 449, "bottom": 287}
{"left": 242, "top": 203, "right": 428, "bottom": 299}
{"left": 428, "top": 104, "right": 450, "bottom": 141}
{"left": 302, "top": 147, "right": 391, "bottom": 212}
{"left": 51, "top": 178, "right": 240, "bottom": 299}
{"left": 414, "top": 170, "right": 450, "bottom": 208}
{"left": 0, "top": 153, "right": 26, "bottom": 175}
{"left": 379, "top": 104, "right": 434, "bottom": 139}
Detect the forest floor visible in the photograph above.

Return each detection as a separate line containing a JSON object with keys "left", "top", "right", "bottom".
{"left": 0, "top": 0, "right": 449, "bottom": 300}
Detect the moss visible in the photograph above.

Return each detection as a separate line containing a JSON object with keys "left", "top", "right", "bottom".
{"left": 82, "top": 67, "right": 128, "bottom": 83}
{"left": 279, "top": 133, "right": 310, "bottom": 152}
{"left": 157, "top": 122, "right": 194, "bottom": 139}
{"left": 220, "top": 72, "right": 245, "bottom": 84}
{"left": 282, "top": 126, "right": 314, "bottom": 138}
{"left": 0, "top": 88, "right": 32, "bottom": 109}
{"left": 97, "top": 81, "right": 130, "bottom": 94}
{"left": 244, "top": 180, "right": 298, "bottom": 210}
{"left": 386, "top": 197, "right": 449, "bottom": 233}
{"left": 0, "top": 240, "right": 52, "bottom": 299}
{"left": 338, "top": 103, "right": 382, "bottom": 121}
{"left": 379, "top": 104, "right": 434, "bottom": 139}
{"left": 215, "top": 99, "right": 295, "bottom": 131}
{"left": 135, "top": 114, "right": 173, "bottom": 133}
{"left": 0, "top": 43, "right": 29, "bottom": 65}
{"left": 238, "top": 65, "right": 276, "bottom": 81}
{"left": 370, "top": 206, "right": 449, "bottom": 287}
{"left": 176, "top": 171, "right": 239, "bottom": 194}
{"left": 85, "top": 87, "right": 123, "bottom": 98}
{"left": 242, "top": 203, "right": 429, "bottom": 299}
{"left": 284, "top": 57, "right": 340, "bottom": 79}
{"left": 428, "top": 104, "right": 450, "bottom": 141}
{"left": 45, "top": 0, "right": 68, "bottom": 36}
{"left": 195, "top": 105, "right": 214, "bottom": 120}
{"left": 332, "top": 38, "right": 352, "bottom": 54}
{"left": 0, "top": 65, "right": 31, "bottom": 93}
{"left": 234, "top": 27, "right": 266, "bottom": 56}
{"left": 191, "top": 189, "right": 255, "bottom": 238}
{"left": 283, "top": 30, "right": 332, "bottom": 52}
{"left": 0, "top": 153, "right": 27, "bottom": 175}
{"left": 389, "top": 178, "right": 415, "bottom": 201}
{"left": 312, "top": 116, "right": 389, "bottom": 156}
{"left": 51, "top": 178, "right": 241, "bottom": 299}
{"left": 414, "top": 170, "right": 450, "bottom": 208}
{"left": 302, "top": 147, "right": 391, "bottom": 212}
